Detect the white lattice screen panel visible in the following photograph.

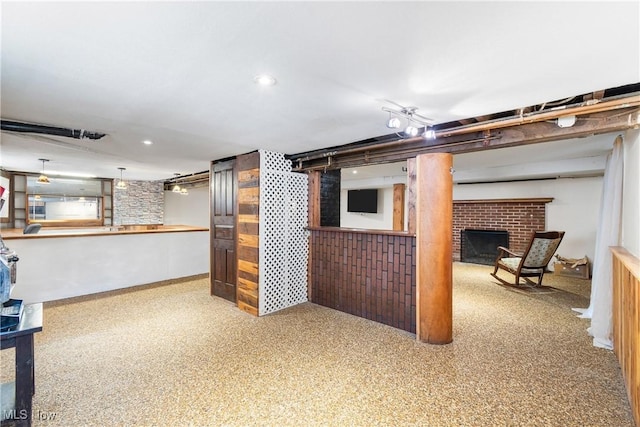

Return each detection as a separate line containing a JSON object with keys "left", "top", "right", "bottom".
{"left": 258, "top": 150, "right": 309, "bottom": 315}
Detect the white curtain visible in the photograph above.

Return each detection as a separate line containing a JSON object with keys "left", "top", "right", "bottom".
{"left": 573, "top": 135, "right": 624, "bottom": 349}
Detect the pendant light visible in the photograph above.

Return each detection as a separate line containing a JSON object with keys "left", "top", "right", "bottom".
{"left": 116, "top": 167, "right": 127, "bottom": 189}
{"left": 36, "top": 159, "right": 50, "bottom": 184}
{"left": 172, "top": 173, "right": 182, "bottom": 193}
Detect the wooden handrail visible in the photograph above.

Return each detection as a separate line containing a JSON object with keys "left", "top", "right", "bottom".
{"left": 611, "top": 246, "right": 639, "bottom": 426}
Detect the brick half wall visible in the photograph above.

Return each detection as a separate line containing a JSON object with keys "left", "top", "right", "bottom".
{"left": 309, "top": 228, "right": 416, "bottom": 333}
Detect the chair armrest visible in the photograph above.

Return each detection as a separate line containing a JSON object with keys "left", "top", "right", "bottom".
{"left": 496, "top": 246, "right": 521, "bottom": 258}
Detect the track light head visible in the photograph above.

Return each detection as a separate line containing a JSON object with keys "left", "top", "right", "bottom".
{"left": 423, "top": 128, "right": 436, "bottom": 140}
{"left": 387, "top": 117, "right": 401, "bottom": 129}
{"left": 404, "top": 125, "right": 419, "bottom": 137}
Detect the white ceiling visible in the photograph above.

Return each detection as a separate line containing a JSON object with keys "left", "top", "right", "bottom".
{"left": 1, "top": 2, "right": 638, "bottom": 182}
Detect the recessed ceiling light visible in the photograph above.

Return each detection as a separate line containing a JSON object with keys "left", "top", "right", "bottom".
{"left": 142, "top": 140, "right": 153, "bottom": 145}
{"left": 352, "top": 170, "right": 358, "bottom": 174}
{"left": 254, "top": 74, "right": 277, "bottom": 86}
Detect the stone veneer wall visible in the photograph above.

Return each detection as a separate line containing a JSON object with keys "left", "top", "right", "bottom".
{"left": 452, "top": 199, "right": 550, "bottom": 262}
{"left": 113, "top": 180, "right": 164, "bottom": 225}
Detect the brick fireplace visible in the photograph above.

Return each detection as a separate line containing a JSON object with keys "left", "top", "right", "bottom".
{"left": 453, "top": 198, "right": 553, "bottom": 262}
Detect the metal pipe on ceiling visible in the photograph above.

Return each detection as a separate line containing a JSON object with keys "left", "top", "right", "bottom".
{"left": 0, "top": 120, "right": 106, "bottom": 140}
{"left": 436, "top": 95, "right": 640, "bottom": 138}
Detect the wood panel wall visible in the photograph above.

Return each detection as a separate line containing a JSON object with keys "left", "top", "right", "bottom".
{"left": 309, "top": 228, "right": 416, "bottom": 333}
{"left": 236, "top": 152, "right": 261, "bottom": 316}
{"left": 611, "top": 246, "right": 640, "bottom": 426}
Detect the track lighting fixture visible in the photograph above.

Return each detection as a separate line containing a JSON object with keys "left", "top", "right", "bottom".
{"left": 116, "top": 167, "right": 127, "bottom": 190}
{"left": 381, "top": 102, "right": 434, "bottom": 140}
{"left": 36, "top": 158, "right": 50, "bottom": 184}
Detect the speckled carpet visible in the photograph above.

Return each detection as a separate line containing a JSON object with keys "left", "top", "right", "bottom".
{"left": 1, "top": 263, "right": 634, "bottom": 426}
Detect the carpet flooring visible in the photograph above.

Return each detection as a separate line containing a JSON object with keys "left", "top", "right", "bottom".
{"left": 0, "top": 263, "right": 634, "bottom": 426}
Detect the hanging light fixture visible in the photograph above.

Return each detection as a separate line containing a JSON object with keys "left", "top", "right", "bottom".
{"left": 116, "top": 167, "right": 127, "bottom": 189}
{"left": 172, "top": 173, "right": 182, "bottom": 193}
{"left": 180, "top": 187, "right": 189, "bottom": 196}
{"left": 36, "top": 158, "right": 50, "bottom": 184}
{"left": 382, "top": 103, "right": 433, "bottom": 140}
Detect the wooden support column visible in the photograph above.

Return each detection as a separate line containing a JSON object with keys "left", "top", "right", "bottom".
{"left": 407, "top": 158, "right": 416, "bottom": 235}
{"left": 308, "top": 171, "right": 321, "bottom": 228}
{"left": 392, "top": 183, "right": 405, "bottom": 231}
{"left": 307, "top": 171, "right": 321, "bottom": 301}
{"left": 416, "top": 153, "right": 453, "bottom": 344}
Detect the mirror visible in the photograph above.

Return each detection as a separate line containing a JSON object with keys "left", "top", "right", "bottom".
{"left": 26, "top": 176, "right": 105, "bottom": 225}
{"left": 28, "top": 195, "right": 102, "bottom": 221}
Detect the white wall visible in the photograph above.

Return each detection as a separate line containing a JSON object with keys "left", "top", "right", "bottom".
{"left": 164, "top": 186, "right": 209, "bottom": 227}
{"left": 622, "top": 129, "right": 640, "bottom": 257}
{"left": 340, "top": 186, "right": 396, "bottom": 230}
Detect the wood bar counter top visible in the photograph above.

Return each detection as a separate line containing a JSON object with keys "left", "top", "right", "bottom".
{"left": 306, "top": 226, "right": 415, "bottom": 237}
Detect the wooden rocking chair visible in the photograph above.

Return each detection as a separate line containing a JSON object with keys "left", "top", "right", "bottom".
{"left": 491, "top": 231, "right": 565, "bottom": 287}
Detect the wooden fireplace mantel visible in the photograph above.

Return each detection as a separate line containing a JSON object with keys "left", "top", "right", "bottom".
{"left": 453, "top": 198, "right": 554, "bottom": 204}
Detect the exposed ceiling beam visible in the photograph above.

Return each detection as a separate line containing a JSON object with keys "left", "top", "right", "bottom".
{"left": 292, "top": 102, "right": 640, "bottom": 171}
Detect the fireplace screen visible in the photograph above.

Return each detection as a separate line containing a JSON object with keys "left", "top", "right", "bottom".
{"left": 461, "top": 229, "right": 509, "bottom": 265}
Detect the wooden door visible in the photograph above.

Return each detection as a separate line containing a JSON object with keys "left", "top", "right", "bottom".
{"left": 210, "top": 159, "right": 237, "bottom": 302}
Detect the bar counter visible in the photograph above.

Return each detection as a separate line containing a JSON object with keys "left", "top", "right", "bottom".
{"left": 0, "top": 225, "right": 209, "bottom": 303}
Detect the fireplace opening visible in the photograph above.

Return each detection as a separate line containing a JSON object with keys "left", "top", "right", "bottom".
{"left": 461, "top": 229, "right": 509, "bottom": 265}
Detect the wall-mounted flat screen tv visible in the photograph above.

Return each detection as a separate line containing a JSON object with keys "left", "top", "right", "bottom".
{"left": 347, "top": 189, "right": 378, "bottom": 213}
